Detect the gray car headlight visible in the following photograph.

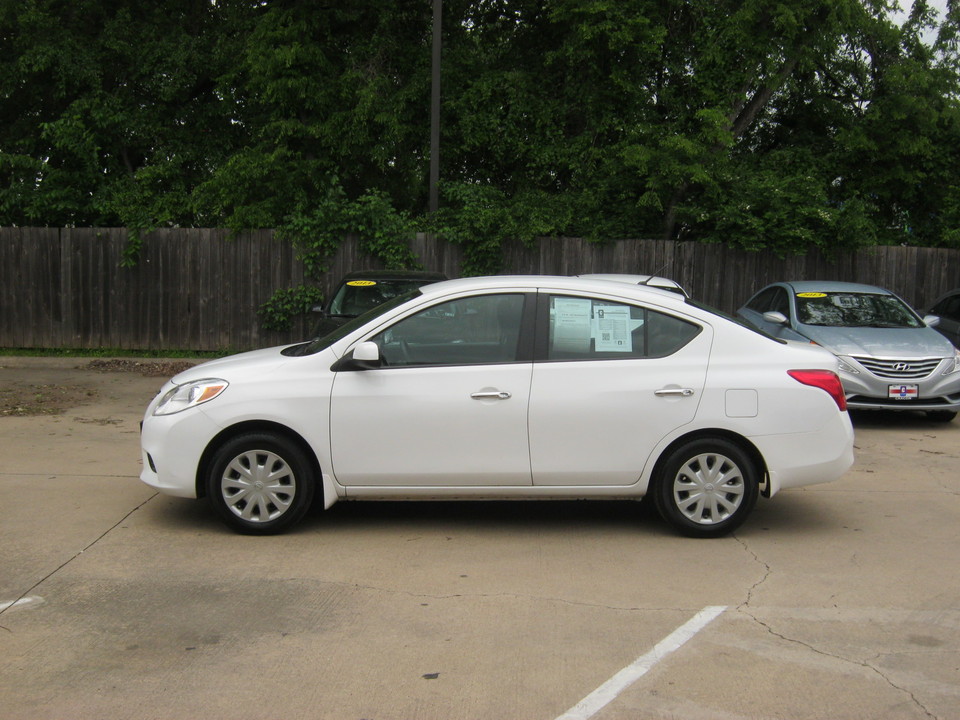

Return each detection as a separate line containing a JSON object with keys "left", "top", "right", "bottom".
{"left": 836, "top": 357, "right": 860, "bottom": 375}
{"left": 943, "top": 348, "right": 960, "bottom": 375}
{"left": 153, "top": 378, "right": 229, "bottom": 416}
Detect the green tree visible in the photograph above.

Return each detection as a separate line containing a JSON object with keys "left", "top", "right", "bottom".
{"left": 3, "top": 0, "right": 960, "bottom": 268}
{"left": 193, "top": 1, "right": 434, "bottom": 230}
{"left": 0, "top": 0, "right": 235, "bottom": 229}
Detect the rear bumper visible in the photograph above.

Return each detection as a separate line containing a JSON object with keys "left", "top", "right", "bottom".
{"left": 753, "top": 413, "right": 855, "bottom": 496}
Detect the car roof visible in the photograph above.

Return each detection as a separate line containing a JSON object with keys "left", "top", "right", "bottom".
{"left": 575, "top": 273, "right": 689, "bottom": 296}
{"left": 930, "top": 288, "right": 960, "bottom": 302}
{"left": 415, "top": 274, "right": 692, "bottom": 306}
{"left": 779, "top": 280, "right": 893, "bottom": 295}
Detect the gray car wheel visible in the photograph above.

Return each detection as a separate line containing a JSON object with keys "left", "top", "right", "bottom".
{"left": 206, "top": 432, "right": 316, "bottom": 535}
{"left": 654, "top": 438, "right": 759, "bottom": 538}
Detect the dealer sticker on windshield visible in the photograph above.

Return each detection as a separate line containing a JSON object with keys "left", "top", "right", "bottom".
{"left": 347, "top": 280, "right": 377, "bottom": 287}
{"left": 889, "top": 384, "right": 919, "bottom": 400}
{"left": 796, "top": 292, "right": 827, "bottom": 298}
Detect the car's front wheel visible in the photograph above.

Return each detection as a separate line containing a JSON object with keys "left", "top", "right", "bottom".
{"left": 206, "top": 432, "right": 316, "bottom": 535}
{"left": 654, "top": 438, "right": 759, "bottom": 538}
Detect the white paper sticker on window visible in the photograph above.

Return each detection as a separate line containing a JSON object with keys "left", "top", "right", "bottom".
{"left": 553, "top": 298, "right": 592, "bottom": 352}
{"left": 594, "top": 305, "right": 632, "bottom": 352}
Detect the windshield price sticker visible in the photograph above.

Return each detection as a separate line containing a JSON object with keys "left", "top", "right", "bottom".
{"left": 347, "top": 280, "right": 377, "bottom": 287}
{"left": 889, "top": 384, "right": 919, "bottom": 400}
{"left": 796, "top": 292, "right": 827, "bottom": 298}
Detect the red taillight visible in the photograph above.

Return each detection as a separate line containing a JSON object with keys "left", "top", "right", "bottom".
{"left": 787, "top": 369, "right": 848, "bottom": 412}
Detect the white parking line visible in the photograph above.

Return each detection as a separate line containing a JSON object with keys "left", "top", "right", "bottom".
{"left": 0, "top": 596, "right": 44, "bottom": 612}
{"left": 555, "top": 605, "right": 727, "bottom": 720}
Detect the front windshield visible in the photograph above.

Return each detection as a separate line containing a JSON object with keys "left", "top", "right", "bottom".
{"left": 285, "top": 291, "right": 420, "bottom": 356}
{"left": 796, "top": 292, "right": 923, "bottom": 328}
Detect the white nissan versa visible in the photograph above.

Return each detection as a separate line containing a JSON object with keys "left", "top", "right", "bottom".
{"left": 140, "top": 276, "right": 854, "bottom": 538}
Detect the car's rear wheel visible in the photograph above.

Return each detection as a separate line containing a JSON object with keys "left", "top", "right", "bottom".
{"left": 926, "top": 410, "right": 957, "bottom": 423}
{"left": 206, "top": 432, "right": 316, "bottom": 535}
{"left": 654, "top": 438, "right": 759, "bottom": 538}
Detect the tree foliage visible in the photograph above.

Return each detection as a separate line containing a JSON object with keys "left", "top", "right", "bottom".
{"left": 3, "top": 0, "right": 960, "bottom": 273}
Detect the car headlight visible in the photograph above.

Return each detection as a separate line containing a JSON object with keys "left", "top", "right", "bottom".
{"left": 153, "top": 378, "right": 229, "bottom": 416}
{"left": 836, "top": 357, "right": 860, "bottom": 375}
{"left": 943, "top": 348, "right": 960, "bottom": 376}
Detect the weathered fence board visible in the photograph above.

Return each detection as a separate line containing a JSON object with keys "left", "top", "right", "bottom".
{"left": 2, "top": 227, "right": 959, "bottom": 352}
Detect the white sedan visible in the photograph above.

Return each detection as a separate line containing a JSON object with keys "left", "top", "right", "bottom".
{"left": 140, "top": 276, "right": 854, "bottom": 538}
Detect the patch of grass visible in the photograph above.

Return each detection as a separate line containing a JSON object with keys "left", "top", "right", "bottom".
{"left": 0, "top": 383, "right": 97, "bottom": 416}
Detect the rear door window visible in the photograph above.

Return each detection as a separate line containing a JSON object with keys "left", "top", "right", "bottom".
{"left": 542, "top": 295, "right": 701, "bottom": 360}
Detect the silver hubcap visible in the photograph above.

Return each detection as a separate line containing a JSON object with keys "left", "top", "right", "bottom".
{"left": 221, "top": 450, "right": 296, "bottom": 523}
{"left": 673, "top": 452, "right": 745, "bottom": 525}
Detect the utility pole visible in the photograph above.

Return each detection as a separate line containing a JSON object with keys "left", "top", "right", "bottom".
{"left": 429, "top": 0, "right": 442, "bottom": 213}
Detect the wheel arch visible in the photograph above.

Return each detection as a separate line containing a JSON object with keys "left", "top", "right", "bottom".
{"left": 195, "top": 420, "right": 324, "bottom": 500}
{"left": 649, "top": 428, "right": 770, "bottom": 498}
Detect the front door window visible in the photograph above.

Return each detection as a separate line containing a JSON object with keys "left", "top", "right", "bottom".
{"left": 373, "top": 294, "right": 526, "bottom": 366}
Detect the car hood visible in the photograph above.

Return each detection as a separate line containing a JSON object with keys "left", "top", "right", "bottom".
{"left": 799, "top": 325, "right": 952, "bottom": 358}
{"left": 169, "top": 345, "right": 295, "bottom": 384}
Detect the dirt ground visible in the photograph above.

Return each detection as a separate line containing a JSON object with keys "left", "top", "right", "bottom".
{"left": 0, "top": 358, "right": 195, "bottom": 417}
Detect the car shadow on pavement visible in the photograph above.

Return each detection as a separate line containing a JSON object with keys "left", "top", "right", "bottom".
{"left": 316, "top": 500, "right": 682, "bottom": 542}
{"left": 735, "top": 491, "right": 845, "bottom": 539}
{"left": 146, "top": 493, "right": 850, "bottom": 539}
{"left": 147, "top": 496, "right": 673, "bottom": 537}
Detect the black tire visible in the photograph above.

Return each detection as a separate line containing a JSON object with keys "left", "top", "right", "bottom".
{"left": 653, "top": 437, "right": 759, "bottom": 538}
{"left": 926, "top": 410, "right": 957, "bottom": 423}
{"left": 206, "top": 432, "right": 316, "bottom": 535}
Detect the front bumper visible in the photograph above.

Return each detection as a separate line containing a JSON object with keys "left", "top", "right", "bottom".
{"left": 845, "top": 393, "right": 960, "bottom": 412}
{"left": 140, "top": 407, "right": 223, "bottom": 498}
{"left": 839, "top": 356, "right": 960, "bottom": 412}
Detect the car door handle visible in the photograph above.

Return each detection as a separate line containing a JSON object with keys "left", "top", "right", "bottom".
{"left": 654, "top": 388, "right": 695, "bottom": 397}
{"left": 471, "top": 391, "right": 512, "bottom": 400}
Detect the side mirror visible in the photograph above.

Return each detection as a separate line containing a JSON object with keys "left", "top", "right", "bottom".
{"left": 331, "top": 341, "right": 382, "bottom": 371}
{"left": 762, "top": 311, "right": 788, "bottom": 324}
{"left": 923, "top": 314, "right": 941, "bottom": 328}
{"left": 353, "top": 341, "right": 380, "bottom": 362}
{"left": 311, "top": 304, "right": 327, "bottom": 316}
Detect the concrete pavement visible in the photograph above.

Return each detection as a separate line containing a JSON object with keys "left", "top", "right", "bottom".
{"left": 1, "top": 356, "right": 959, "bottom": 719}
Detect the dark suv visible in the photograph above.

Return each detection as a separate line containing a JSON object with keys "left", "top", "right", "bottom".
{"left": 928, "top": 289, "right": 960, "bottom": 348}
{"left": 312, "top": 270, "right": 448, "bottom": 337}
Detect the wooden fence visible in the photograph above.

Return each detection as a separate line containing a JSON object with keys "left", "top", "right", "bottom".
{"left": 2, "top": 227, "right": 960, "bottom": 352}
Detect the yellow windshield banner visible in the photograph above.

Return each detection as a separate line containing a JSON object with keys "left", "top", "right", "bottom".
{"left": 796, "top": 292, "right": 827, "bottom": 298}
{"left": 347, "top": 280, "right": 377, "bottom": 287}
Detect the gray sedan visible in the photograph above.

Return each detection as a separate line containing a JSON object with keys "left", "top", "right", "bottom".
{"left": 738, "top": 281, "right": 960, "bottom": 422}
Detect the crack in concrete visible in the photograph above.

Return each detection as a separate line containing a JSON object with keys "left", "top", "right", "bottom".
{"left": 0, "top": 492, "right": 158, "bottom": 625}
{"left": 734, "top": 535, "right": 772, "bottom": 609}
{"left": 733, "top": 536, "right": 939, "bottom": 720}
{"left": 749, "top": 615, "right": 938, "bottom": 719}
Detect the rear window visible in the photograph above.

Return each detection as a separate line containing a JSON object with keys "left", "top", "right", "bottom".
{"left": 691, "top": 297, "right": 787, "bottom": 344}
